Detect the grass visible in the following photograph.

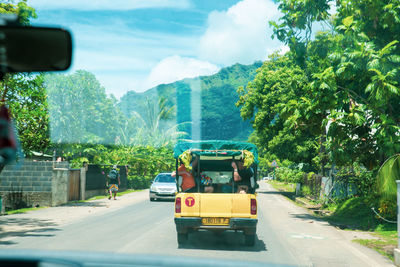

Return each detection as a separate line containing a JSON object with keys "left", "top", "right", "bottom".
{"left": 118, "top": 189, "right": 142, "bottom": 196}
{"left": 4, "top": 189, "right": 144, "bottom": 214}
{"left": 5, "top": 206, "right": 47, "bottom": 215}
{"left": 72, "top": 189, "right": 143, "bottom": 203}
{"left": 268, "top": 180, "right": 296, "bottom": 193}
{"left": 353, "top": 229, "right": 397, "bottom": 261}
{"left": 267, "top": 180, "right": 398, "bottom": 262}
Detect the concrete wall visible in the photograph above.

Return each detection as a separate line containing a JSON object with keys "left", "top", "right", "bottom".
{"left": 0, "top": 161, "right": 56, "bottom": 192}
{"left": 0, "top": 160, "right": 70, "bottom": 209}
{"left": 51, "top": 168, "right": 69, "bottom": 206}
{"left": 80, "top": 167, "right": 86, "bottom": 200}
{"left": 0, "top": 161, "right": 120, "bottom": 210}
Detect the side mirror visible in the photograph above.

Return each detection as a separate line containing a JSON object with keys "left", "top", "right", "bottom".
{"left": 0, "top": 26, "right": 72, "bottom": 73}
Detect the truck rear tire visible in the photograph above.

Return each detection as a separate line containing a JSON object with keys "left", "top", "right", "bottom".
{"left": 244, "top": 234, "right": 255, "bottom": 246}
{"left": 177, "top": 233, "right": 188, "bottom": 245}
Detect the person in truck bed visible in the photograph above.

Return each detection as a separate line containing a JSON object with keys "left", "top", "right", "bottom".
{"left": 231, "top": 159, "right": 254, "bottom": 193}
{"left": 200, "top": 172, "right": 214, "bottom": 193}
{"left": 171, "top": 159, "right": 196, "bottom": 192}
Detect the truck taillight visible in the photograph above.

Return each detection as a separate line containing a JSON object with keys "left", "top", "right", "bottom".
{"left": 175, "top": 197, "right": 181, "bottom": 213}
{"left": 251, "top": 198, "right": 257, "bottom": 215}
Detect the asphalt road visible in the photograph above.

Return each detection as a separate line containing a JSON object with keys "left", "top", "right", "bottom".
{"left": 0, "top": 182, "right": 395, "bottom": 267}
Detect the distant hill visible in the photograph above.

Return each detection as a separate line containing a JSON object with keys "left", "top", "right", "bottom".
{"left": 118, "top": 62, "right": 262, "bottom": 141}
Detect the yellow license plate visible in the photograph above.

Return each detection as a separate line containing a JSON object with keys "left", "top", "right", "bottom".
{"left": 201, "top": 217, "right": 230, "bottom": 225}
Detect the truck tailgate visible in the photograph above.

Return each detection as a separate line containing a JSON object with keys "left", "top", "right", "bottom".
{"left": 177, "top": 193, "right": 255, "bottom": 218}
{"left": 199, "top": 193, "right": 251, "bottom": 218}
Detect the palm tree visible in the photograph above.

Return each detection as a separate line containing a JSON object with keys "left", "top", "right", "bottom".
{"left": 124, "top": 97, "right": 189, "bottom": 146}
{"left": 376, "top": 154, "right": 400, "bottom": 201}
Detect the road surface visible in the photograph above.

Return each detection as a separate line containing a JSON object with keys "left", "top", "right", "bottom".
{"left": 0, "top": 182, "right": 394, "bottom": 266}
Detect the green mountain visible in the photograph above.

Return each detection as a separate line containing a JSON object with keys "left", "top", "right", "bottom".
{"left": 119, "top": 62, "right": 262, "bottom": 141}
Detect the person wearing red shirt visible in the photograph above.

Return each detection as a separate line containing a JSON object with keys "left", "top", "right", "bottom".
{"left": 171, "top": 158, "right": 197, "bottom": 192}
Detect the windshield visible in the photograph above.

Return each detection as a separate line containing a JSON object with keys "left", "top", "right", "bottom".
{"left": 155, "top": 174, "right": 175, "bottom": 183}
{"left": 1, "top": 0, "right": 399, "bottom": 266}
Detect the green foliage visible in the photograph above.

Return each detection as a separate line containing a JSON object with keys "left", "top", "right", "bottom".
{"left": 376, "top": 154, "right": 400, "bottom": 202}
{"left": 275, "top": 167, "right": 304, "bottom": 184}
{"left": 301, "top": 185, "right": 312, "bottom": 197}
{"left": 0, "top": 2, "right": 46, "bottom": 155}
{"left": 237, "top": 54, "right": 320, "bottom": 167}
{"left": 44, "top": 70, "right": 124, "bottom": 144}
{"left": 69, "top": 157, "right": 89, "bottom": 169}
{"left": 328, "top": 196, "right": 380, "bottom": 230}
{"left": 0, "top": 74, "right": 50, "bottom": 154}
{"left": 353, "top": 237, "right": 396, "bottom": 262}
{"left": 58, "top": 143, "right": 175, "bottom": 189}
{"left": 335, "top": 163, "right": 375, "bottom": 197}
{"left": 127, "top": 175, "right": 153, "bottom": 190}
{"left": 378, "top": 199, "right": 397, "bottom": 220}
{"left": 127, "top": 97, "right": 188, "bottom": 147}
{"left": 239, "top": 0, "right": 400, "bottom": 176}
{"left": 0, "top": 0, "right": 37, "bottom": 25}
{"left": 119, "top": 62, "right": 261, "bottom": 141}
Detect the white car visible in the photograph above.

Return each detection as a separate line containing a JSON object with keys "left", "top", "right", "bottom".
{"left": 262, "top": 176, "right": 273, "bottom": 180}
{"left": 149, "top": 173, "right": 177, "bottom": 201}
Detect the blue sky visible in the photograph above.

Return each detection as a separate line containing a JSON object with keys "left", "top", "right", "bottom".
{"left": 29, "top": 0, "right": 286, "bottom": 98}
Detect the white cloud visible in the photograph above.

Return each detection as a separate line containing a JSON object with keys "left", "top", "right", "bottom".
{"left": 328, "top": 1, "right": 337, "bottom": 16}
{"left": 198, "top": 0, "right": 282, "bottom": 66}
{"left": 28, "top": 0, "right": 191, "bottom": 10}
{"left": 144, "top": 55, "right": 219, "bottom": 89}
{"left": 97, "top": 74, "right": 143, "bottom": 98}
{"left": 278, "top": 45, "right": 290, "bottom": 55}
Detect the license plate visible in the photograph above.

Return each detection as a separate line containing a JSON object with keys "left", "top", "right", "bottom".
{"left": 201, "top": 217, "right": 230, "bottom": 225}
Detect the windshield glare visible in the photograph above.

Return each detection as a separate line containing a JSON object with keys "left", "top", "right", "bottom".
{"left": 1, "top": 0, "right": 399, "bottom": 266}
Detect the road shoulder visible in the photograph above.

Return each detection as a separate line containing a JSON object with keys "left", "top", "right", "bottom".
{"left": 0, "top": 190, "right": 149, "bottom": 242}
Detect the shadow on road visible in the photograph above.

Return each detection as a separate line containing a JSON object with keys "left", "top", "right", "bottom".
{"left": 0, "top": 217, "right": 60, "bottom": 245}
{"left": 288, "top": 212, "right": 326, "bottom": 223}
{"left": 178, "top": 230, "right": 267, "bottom": 252}
{"left": 150, "top": 199, "right": 175, "bottom": 203}
{"left": 257, "top": 189, "right": 295, "bottom": 199}
{"left": 62, "top": 201, "right": 107, "bottom": 207}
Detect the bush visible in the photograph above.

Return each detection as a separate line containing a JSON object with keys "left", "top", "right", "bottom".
{"left": 348, "top": 163, "right": 375, "bottom": 197}
{"left": 275, "top": 167, "right": 305, "bottom": 183}
{"left": 378, "top": 199, "right": 396, "bottom": 220}
{"left": 127, "top": 175, "right": 153, "bottom": 189}
{"left": 301, "top": 185, "right": 312, "bottom": 197}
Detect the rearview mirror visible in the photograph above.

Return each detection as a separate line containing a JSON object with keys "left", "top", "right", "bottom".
{"left": 0, "top": 26, "right": 72, "bottom": 73}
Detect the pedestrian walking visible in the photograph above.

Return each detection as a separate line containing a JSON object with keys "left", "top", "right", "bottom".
{"left": 107, "top": 165, "right": 120, "bottom": 200}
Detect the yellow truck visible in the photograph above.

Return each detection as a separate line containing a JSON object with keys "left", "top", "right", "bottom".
{"left": 173, "top": 140, "right": 258, "bottom": 246}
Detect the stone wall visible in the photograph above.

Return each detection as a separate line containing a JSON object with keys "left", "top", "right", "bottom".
{"left": 0, "top": 161, "right": 133, "bottom": 211}
{"left": 0, "top": 160, "right": 70, "bottom": 210}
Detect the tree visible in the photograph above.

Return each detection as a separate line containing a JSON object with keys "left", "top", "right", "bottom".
{"left": 237, "top": 53, "right": 319, "bottom": 168}
{"left": 0, "top": 1, "right": 49, "bottom": 154}
{"left": 0, "top": 0, "right": 37, "bottom": 25}
{"left": 0, "top": 74, "right": 50, "bottom": 154}
{"left": 44, "top": 70, "right": 124, "bottom": 144}
{"left": 129, "top": 97, "right": 188, "bottom": 146}
{"left": 239, "top": 0, "right": 400, "bottom": 171}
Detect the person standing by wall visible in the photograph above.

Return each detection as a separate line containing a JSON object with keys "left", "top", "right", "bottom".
{"left": 107, "top": 165, "right": 120, "bottom": 200}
